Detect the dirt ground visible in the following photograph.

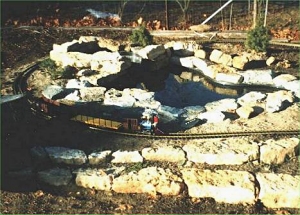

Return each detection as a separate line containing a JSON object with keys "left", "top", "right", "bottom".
{"left": 1, "top": 2, "right": 299, "bottom": 214}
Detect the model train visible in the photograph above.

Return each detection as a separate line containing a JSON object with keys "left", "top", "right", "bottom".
{"left": 30, "top": 96, "right": 163, "bottom": 135}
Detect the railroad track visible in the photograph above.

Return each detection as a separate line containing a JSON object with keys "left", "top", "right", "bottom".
{"left": 12, "top": 62, "right": 299, "bottom": 139}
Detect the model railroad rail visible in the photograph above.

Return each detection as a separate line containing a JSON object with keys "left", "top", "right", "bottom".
{"left": 12, "top": 48, "right": 300, "bottom": 139}
{"left": 89, "top": 126, "right": 299, "bottom": 139}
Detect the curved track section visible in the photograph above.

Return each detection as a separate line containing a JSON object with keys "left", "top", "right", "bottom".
{"left": 13, "top": 55, "right": 299, "bottom": 139}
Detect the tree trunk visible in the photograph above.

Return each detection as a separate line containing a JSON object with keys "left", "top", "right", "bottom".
{"left": 253, "top": 0, "right": 258, "bottom": 28}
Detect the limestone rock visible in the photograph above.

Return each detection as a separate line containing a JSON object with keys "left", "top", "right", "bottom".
{"left": 209, "top": 49, "right": 223, "bottom": 64}
{"left": 239, "top": 69, "right": 274, "bottom": 85}
{"left": 260, "top": 137, "right": 299, "bottom": 165}
{"left": 104, "top": 88, "right": 136, "bottom": 107}
{"left": 266, "top": 56, "right": 276, "bottom": 66}
{"left": 79, "top": 87, "right": 106, "bottom": 102}
{"left": 272, "top": 74, "right": 297, "bottom": 88}
{"left": 75, "top": 167, "right": 125, "bottom": 191}
{"left": 45, "top": 147, "right": 87, "bottom": 165}
{"left": 38, "top": 168, "right": 72, "bottom": 186}
{"left": 194, "top": 49, "right": 206, "bottom": 59}
{"left": 52, "top": 40, "right": 78, "bottom": 52}
{"left": 236, "top": 106, "right": 254, "bottom": 119}
{"left": 205, "top": 98, "right": 238, "bottom": 112}
{"left": 42, "top": 85, "right": 64, "bottom": 100}
{"left": 284, "top": 80, "right": 300, "bottom": 98}
{"left": 180, "top": 71, "right": 193, "bottom": 80}
{"left": 237, "top": 91, "right": 266, "bottom": 106}
{"left": 170, "top": 56, "right": 195, "bottom": 68}
{"left": 181, "top": 169, "right": 256, "bottom": 204}
{"left": 112, "top": 167, "right": 183, "bottom": 196}
{"left": 198, "top": 110, "right": 226, "bottom": 123}
{"left": 136, "top": 45, "right": 165, "bottom": 60}
{"left": 88, "top": 150, "right": 112, "bottom": 165}
{"left": 97, "top": 37, "right": 120, "bottom": 52}
{"left": 265, "top": 90, "right": 294, "bottom": 113}
{"left": 256, "top": 173, "right": 300, "bottom": 208}
{"left": 123, "top": 88, "right": 154, "bottom": 101}
{"left": 192, "top": 57, "right": 208, "bottom": 70}
{"left": 142, "top": 146, "right": 186, "bottom": 163}
{"left": 183, "top": 138, "right": 259, "bottom": 165}
{"left": 232, "top": 55, "right": 249, "bottom": 70}
{"left": 111, "top": 150, "right": 143, "bottom": 163}
{"left": 219, "top": 53, "right": 233, "bottom": 66}
{"left": 215, "top": 72, "right": 243, "bottom": 84}
{"left": 202, "top": 65, "right": 218, "bottom": 79}
{"left": 50, "top": 51, "right": 92, "bottom": 68}
{"left": 66, "top": 79, "right": 93, "bottom": 89}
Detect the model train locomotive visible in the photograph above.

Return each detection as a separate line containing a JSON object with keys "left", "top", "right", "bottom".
{"left": 31, "top": 96, "right": 163, "bottom": 135}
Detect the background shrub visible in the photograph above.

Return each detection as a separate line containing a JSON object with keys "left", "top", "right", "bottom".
{"left": 245, "top": 24, "right": 271, "bottom": 52}
{"left": 129, "top": 25, "right": 153, "bottom": 47}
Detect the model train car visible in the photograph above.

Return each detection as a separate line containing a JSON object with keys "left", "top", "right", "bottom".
{"left": 31, "top": 96, "right": 163, "bottom": 135}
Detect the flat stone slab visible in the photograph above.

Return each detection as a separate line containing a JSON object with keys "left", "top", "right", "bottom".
{"left": 37, "top": 168, "right": 73, "bottom": 186}
{"left": 181, "top": 169, "right": 256, "bottom": 204}
{"left": 256, "top": 173, "right": 300, "bottom": 208}
{"left": 88, "top": 150, "right": 112, "bottom": 165}
{"left": 75, "top": 167, "right": 125, "bottom": 191}
{"left": 141, "top": 146, "right": 186, "bottom": 163}
{"left": 112, "top": 167, "right": 183, "bottom": 196}
{"left": 45, "top": 147, "right": 87, "bottom": 165}
{"left": 111, "top": 150, "right": 143, "bottom": 163}
{"left": 260, "top": 137, "right": 299, "bottom": 165}
{"left": 182, "top": 138, "right": 259, "bottom": 165}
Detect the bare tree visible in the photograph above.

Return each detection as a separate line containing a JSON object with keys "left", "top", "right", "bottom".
{"left": 117, "top": 0, "right": 130, "bottom": 20}
{"left": 252, "top": 0, "right": 258, "bottom": 28}
{"left": 175, "top": 0, "right": 191, "bottom": 23}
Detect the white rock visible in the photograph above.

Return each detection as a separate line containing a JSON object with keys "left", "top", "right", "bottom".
{"left": 92, "top": 51, "right": 121, "bottom": 61}
{"left": 232, "top": 55, "right": 249, "bottom": 70}
{"left": 194, "top": 49, "right": 206, "bottom": 59}
{"left": 79, "top": 87, "right": 106, "bottom": 102}
{"left": 198, "top": 110, "right": 225, "bottom": 123}
{"left": 42, "top": 85, "right": 64, "bottom": 100}
{"left": 180, "top": 71, "right": 193, "bottom": 80}
{"left": 181, "top": 169, "right": 256, "bottom": 204}
{"left": 142, "top": 146, "right": 186, "bottom": 163}
{"left": 205, "top": 98, "right": 238, "bottom": 112}
{"left": 104, "top": 88, "right": 136, "bottom": 107}
{"left": 272, "top": 74, "right": 297, "bottom": 88}
{"left": 183, "top": 138, "right": 259, "bottom": 165}
{"left": 215, "top": 72, "right": 243, "bottom": 84}
{"left": 209, "top": 49, "right": 223, "bottom": 64}
{"left": 64, "top": 90, "right": 80, "bottom": 101}
{"left": 136, "top": 45, "right": 165, "bottom": 60}
{"left": 282, "top": 80, "right": 300, "bottom": 98}
{"left": 265, "top": 90, "right": 294, "bottom": 113}
{"left": 260, "top": 137, "right": 299, "bottom": 165}
{"left": 266, "top": 56, "right": 276, "bottom": 66}
{"left": 240, "top": 69, "right": 274, "bottom": 85}
{"left": 38, "top": 168, "right": 72, "bottom": 186}
{"left": 52, "top": 40, "right": 78, "bottom": 52}
{"left": 192, "top": 57, "right": 208, "bottom": 70}
{"left": 75, "top": 167, "right": 125, "bottom": 191}
{"left": 236, "top": 106, "right": 254, "bottom": 119}
{"left": 45, "top": 147, "right": 87, "bottom": 165}
{"left": 158, "top": 105, "right": 185, "bottom": 119}
{"left": 50, "top": 51, "right": 92, "bottom": 68}
{"left": 123, "top": 88, "right": 154, "bottom": 101}
{"left": 66, "top": 79, "right": 92, "bottom": 89}
{"left": 112, "top": 167, "right": 183, "bottom": 196}
{"left": 170, "top": 56, "right": 195, "bottom": 68}
{"left": 88, "top": 150, "right": 112, "bottom": 165}
{"left": 202, "top": 65, "right": 218, "bottom": 79}
{"left": 237, "top": 91, "right": 266, "bottom": 106}
{"left": 219, "top": 53, "right": 233, "bottom": 66}
{"left": 111, "top": 150, "right": 143, "bottom": 163}
{"left": 256, "top": 173, "right": 300, "bottom": 208}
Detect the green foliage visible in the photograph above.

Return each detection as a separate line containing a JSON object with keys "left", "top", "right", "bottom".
{"left": 245, "top": 24, "right": 271, "bottom": 52}
{"left": 39, "top": 58, "right": 74, "bottom": 79}
{"left": 129, "top": 25, "right": 153, "bottom": 47}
